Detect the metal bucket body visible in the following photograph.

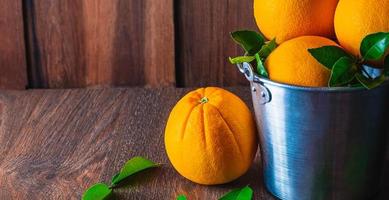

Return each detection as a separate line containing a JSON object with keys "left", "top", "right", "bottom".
{"left": 238, "top": 63, "right": 389, "bottom": 200}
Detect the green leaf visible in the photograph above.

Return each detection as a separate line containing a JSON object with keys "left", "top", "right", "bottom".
{"left": 111, "top": 157, "right": 158, "bottom": 186}
{"left": 255, "top": 53, "right": 269, "bottom": 78}
{"left": 355, "top": 73, "right": 386, "bottom": 89}
{"left": 308, "top": 46, "right": 351, "bottom": 70}
{"left": 219, "top": 186, "right": 253, "bottom": 200}
{"left": 111, "top": 173, "right": 120, "bottom": 184}
{"left": 231, "top": 30, "right": 265, "bottom": 55}
{"left": 257, "top": 39, "right": 277, "bottom": 59}
{"left": 329, "top": 57, "right": 357, "bottom": 87}
{"left": 82, "top": 183, "right": 112, "bottom": 200}
{"left": 177, "top": 195, "right": 187, "bottom": 200}
{"left": 229, "top": 56, "right": 255, "bottom": 64}
{"left": 360, "top": 32, "right": 389, "bottom": 61}
{"left": 350, "top": 82, "right": 364, "bottom": 88}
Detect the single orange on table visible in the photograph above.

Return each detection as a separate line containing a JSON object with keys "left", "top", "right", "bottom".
{"left": 165, "top": 87, "right": 257, "bottom": 185}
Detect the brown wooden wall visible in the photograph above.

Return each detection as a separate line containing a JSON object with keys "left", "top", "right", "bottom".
{"left": 0, "top": 0, "right": 257, "bottom": 89}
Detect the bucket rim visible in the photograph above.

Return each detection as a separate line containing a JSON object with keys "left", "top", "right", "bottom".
{"left": 256, "top": 76, "right": 389, "bottom": 92}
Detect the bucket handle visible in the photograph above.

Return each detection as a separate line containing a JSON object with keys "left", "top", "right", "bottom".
{"left": 236, "top": 62, "right": 272, "bottom": 104}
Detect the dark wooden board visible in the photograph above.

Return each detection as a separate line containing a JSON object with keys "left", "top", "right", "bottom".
{"left": 24, "top": 0, "right": 175, "bottom": 89}
{"left": 0, "top": 87, "right": 273, "bottom": 199}
{"left": 176, "top": 0, "right": 258, "bottom": 87}
{"left": 0, "top": 88, "right": 387, "bottom": 199}
{"left": 0, "top": 1, "right": 28, "bottom": 90}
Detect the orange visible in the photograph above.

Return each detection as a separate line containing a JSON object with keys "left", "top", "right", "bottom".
{"left": 266, "top": 36, "right": 339, "bottom": 87}
{"left": 254, "top": 0, "right": 339, "bottom": 43}
{"left": 164, "top": 87, "right": 257, "bottom": 185}
{"left": 334, "top": 0, "right": 389, "bottom": 59}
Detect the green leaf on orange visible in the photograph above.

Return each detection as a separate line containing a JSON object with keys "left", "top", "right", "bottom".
{"left": 308, "top": 46, "right": 351, "bottom": 70}
{"left": 257, "top": 38, "right": 277, "bottom": 59}
{"left": 355, "top": 73, "right": 386, "bottom": 89}
{"left": 82, "top": 183, "right": 112, "bottom": 200}
{"left": 111, "top": 156, "right": 159, "bottom": 186}
{"left": 229, "top": 56, "right": 256, "bottom": 64}
{"left": 219, "top": 186, "right": 253, "bottom": 200}
{"left": 255, "top": 53, "right": 269, "bottom": 78}
{"left": 230, "top": 30, "right": 265, "bottom": 55}
{"left": 329, "top": 57, "right": 357, "bottom": 87}
{"left": 360, "top": 32, "right": 389, "bottom": 61}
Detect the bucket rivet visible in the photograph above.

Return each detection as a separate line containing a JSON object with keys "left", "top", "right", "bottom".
{"left": 252, "top": 87, "right": 257, "bottom": 92}
{"left": 261, "top": 91, "right": 266, "bottom": 98}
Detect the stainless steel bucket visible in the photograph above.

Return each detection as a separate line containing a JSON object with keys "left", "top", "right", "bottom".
{"left": 237, "top": 63, "right": 389, "bottom": 200}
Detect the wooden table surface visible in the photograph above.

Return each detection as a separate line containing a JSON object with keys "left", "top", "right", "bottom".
{"left": 0, "top": 87, "right": 387, "bottom": 200}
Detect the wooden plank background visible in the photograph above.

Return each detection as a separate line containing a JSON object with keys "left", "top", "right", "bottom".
{"left": 176, "top": 0, "right": 258, "bottom": 87}
{"left": 0, "top": 0, "right": 256, "bottom": 89}
{"left": 0, "top": 1, "right": 28, "bottom": 90}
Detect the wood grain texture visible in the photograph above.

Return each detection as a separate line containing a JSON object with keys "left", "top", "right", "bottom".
{"left": 24, "top": 0, "right": 175, "bottom": 89}
{"left": 0, "top": 0, "right": 28, "bottom": 90}
{"left": 0, "top": 88, "right": 387, "bottom": 199}
{"left": 176, "top": 0, "right": 259, "bottom": 87}
{"left": 144, "top": 0, "right": 175, "bottom": 87}
{"left": 0, "top": 88, "right": 274, "bottom": 199}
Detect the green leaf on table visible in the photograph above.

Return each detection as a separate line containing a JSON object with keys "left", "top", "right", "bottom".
{"left": 255, "top": 53, "right": 269, "bottom": 78}
{"left": 82, "top": 183, "right": 112, "bottom": 200}
{"left": 308, "top": 46, "right": 352, "bottom": 70}
{"left": 257, "top": 38, "right": 277, "bottom": 59}
{"left": 229, "top": 56, "right": 255, "bottom": 64}
{"left": 230, "top": 30, "right": 265, "bottom": 55}
{"left": 355, "top": 73, "right": 386, "bottom": 89}
{"left": 111, "top": 156, "right": 159, "bottom": 186}
{"left": 177, "top": 195, "right": 188, "bottom": 200}
{"left": 219, "top": 186, "right": 253, "bottom": 200}
{"left": 360, "top": 32, "right": 389, "bottom": 61}
{"left": 111, "top": 173, "right": 120, "bottom": 183}
{"left": 329, "top": 56, "right": 357, "bottom": 87}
